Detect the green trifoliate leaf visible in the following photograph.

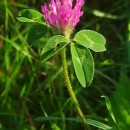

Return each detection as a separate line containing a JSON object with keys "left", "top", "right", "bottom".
{"left": 41, "top": 35, "right": 68, "bottom": 55}
{"left": 74, "top": 30, "right": 106, "bottom": 52}
{"left": 17, "top": 9, "right": 45, "bottom": 25}
{"left": 71, "top": 43, "right": 94, "bottom": 87}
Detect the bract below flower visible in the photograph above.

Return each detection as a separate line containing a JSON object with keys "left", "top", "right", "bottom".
{"left": 41, "top": 0, "right": 84, "bottom": 36}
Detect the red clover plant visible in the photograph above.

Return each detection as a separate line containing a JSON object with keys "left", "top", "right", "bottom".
{"left": 17, "top": 0, "right": 106, "bottom": 130}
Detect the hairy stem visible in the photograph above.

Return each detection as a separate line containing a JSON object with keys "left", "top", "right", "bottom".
{"left": 61, "top": 47, "right": 91, "bottom": 130}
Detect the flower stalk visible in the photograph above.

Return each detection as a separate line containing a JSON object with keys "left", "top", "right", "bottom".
{"left": 61, "top": 47, "right": 91, "bottom": 130}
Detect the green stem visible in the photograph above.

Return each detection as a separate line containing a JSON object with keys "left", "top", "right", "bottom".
{"left": 61, "top": 47, "right": 91, "bottom": 130}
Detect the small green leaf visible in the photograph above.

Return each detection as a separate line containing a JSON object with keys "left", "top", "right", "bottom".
{"left": 41, "top": 35, "right": 68, "bottom": 55}
{"left": 17, "top": 9, "right": 45, "bottom": 25}
{"left": 41, "top": 43, "right": 67, "bottom": 62}
{"left": 74, "top": 30, "right": 106, "bottom": 52}
{"left": 71, "top": 43, "right": 94, "bottom": 87}
{"left": 102, "top": 96, "right": 117, "bottom": 124}
{"left": 27, "top": 24, "right": 47, "bottom": 46}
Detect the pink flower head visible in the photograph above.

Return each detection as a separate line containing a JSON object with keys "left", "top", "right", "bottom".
{"left": 41, "top": 0, "right": 84, "bottom": 36}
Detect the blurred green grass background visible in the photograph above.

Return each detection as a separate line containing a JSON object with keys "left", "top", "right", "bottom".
{"left": 0, "top": 0, "right": 130, "bottom": 130}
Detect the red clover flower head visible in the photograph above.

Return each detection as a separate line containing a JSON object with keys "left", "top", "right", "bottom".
{"left": 41, "top": 0, "right": 84, "bottom": 37}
